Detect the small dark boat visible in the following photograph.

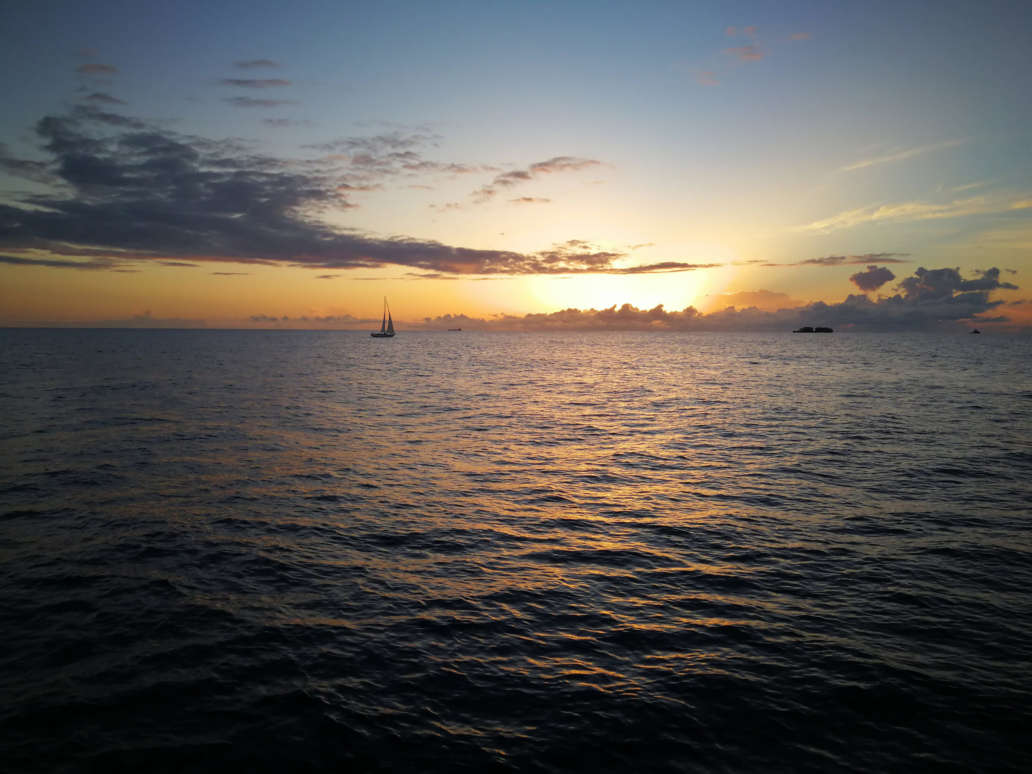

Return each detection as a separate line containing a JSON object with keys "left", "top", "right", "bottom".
{"left": 970, "top": 329, "right": 981, "bottom": 334}
{"left": 793, "top": 326, "right": 814, "bottom": 333}
{"left": 371, "top": 297, "right": 395, "bottom": 338}
{"left": 448, "top": 328, "right": 462, "bottom": 331}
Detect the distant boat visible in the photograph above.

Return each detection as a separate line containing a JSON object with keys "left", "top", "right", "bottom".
{"left": 793, "top": 326, "right": 833, "bottom": 333}
{"left": 448, "top": 328, "right": 462, "bottom": 332}
{"left": 970, "top": 329, "right": 981, "bottom": 334}
{"left": 371, "top": 297, "right": 395, "bottom": 338}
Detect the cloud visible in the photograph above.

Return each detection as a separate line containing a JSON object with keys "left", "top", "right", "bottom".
{"left": 790, "top": 32, "right": 811, "bottom": 41}
{"left": 510, "top": 197, "right": 551, "bottom": 204}
{"left": 68, "top": 104, "right": 147, "bottom": 129}
{"left": 840, "top": 139, "right": 967, "bottom": 172}
{"left": 529, "top": 156, "right": 599, "bottom": 175}
{"left": 235, "top": 59, "right": 281, "bottom": 69}
{"left": 416, "top": 266, "right": 1020, "bottom": 331}
{"left": 610, "top": 261, "right": 720, "bottom": 274}
{"left": 306, "top": 130, "right": 440, "bottom": 155}
{"left": 316, "top": 274, "right": 338, "bottom": 279}
{"left": 850, "top": 264, "right": 896, "bottom": 292}
{"left": 85, "top": 92, "right": 127, "bottom": 105}
{"left": 263, "top": 118, "right": 312, "bottom": 128}
{"left": 798, "top": 253, "right": 909, "bottom": 266}
{"left": 757, "top": 253, "right": 910, "bottom": 267}
{"left": 695, "top": 70, "right": 719, "bottom": 86}
{"left": 0, "top": 143, "right": 54, "bottom": 183}
{"left": 0, "top": 109, "right": 704, "bottom": 278}
{"left": 158, "top": 260, "right": 199, "bottom": 267}
{"left": 795, "top": 197, "right": 1004, "bottom": 233}
{"left": 0, "top": 254, "right": 128, "bottom": 270}
{"left": 220, "top": 78, "right": 291, "bottom": 88}
{"left": 212, "top": 271, "right": 248, "bottom": 275}
{"left": 723, "top": 45, "right": 764, "bottom": 61}
{"left": 225, "top": 97, "right": 296, "bottom": 108}
{"left": 897, "top": 266, "right": 1017, "bottom": 300}
{"left": 76, "top": 63, "right": 117, "bottom": 75}
{"left": 302, "top": 130, "right": 490, "bottom": 184}
{"left": 472, "top": 156, "right": 600, "bottom": 202}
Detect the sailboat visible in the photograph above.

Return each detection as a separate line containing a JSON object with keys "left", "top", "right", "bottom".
{"left": 370, "top": 297, "right": 395, "bottom": 338}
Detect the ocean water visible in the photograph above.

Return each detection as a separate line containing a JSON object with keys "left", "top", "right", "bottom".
{"left": 1, "top": 328, "right": 1030, "bottom": 772}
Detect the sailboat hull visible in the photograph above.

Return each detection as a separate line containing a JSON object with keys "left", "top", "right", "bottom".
{"left": 370, "top": 332, "right": 395, "bottom": 337}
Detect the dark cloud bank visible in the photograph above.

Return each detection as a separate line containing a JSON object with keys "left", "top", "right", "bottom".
{"left": 0, "top": 105, "right": 1022, "bottom": 330}
{"left": 0, "top": 107, "right": 703, "bottom": 276}
{"left": 422, "top": 267, "right": 1017, "bottom": 332}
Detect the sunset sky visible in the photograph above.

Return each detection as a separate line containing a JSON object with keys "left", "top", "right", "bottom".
{"left": 1, "top": 0, "right": 1030, "bottom": 330}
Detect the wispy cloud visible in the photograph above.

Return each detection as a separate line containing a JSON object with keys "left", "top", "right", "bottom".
{"left": 790, "top": 32, "right": 811, "bottom": 41}
{"left": 472, "top": 156, "right": 600, "bottom": 202}
{"left": 0, "top": 254, "right": 129, "bottom": 270}
{"left": 947, "top": 180, "right": 989, "bottom": 194}
{"left": 757, "top": 253, "right": 910, "bottom": 267}
{"left": 84, "top": 92, "right": 126, "bottom": 105}
{"left": 798, "top": 253, "right": 909, "bottom": 266}
{"left": 723, "top": 45, "right": 764, "bottom": 61}
{"left": 224, "top": 96, "right": 296, "bottom": 108}
{"left": 840, "top": 139, "right": 967, "bottom": 172}
{"left": 220, "top": 78, "right": 291, "bottom": 88}
{"left": 510, "top": 196, "right": 551, "bottom": 205}
{"left": 795, "top": 197, "right": 1001, "bottom": 233}
{"left": 263, "top": 118, "right": 312, "bottom": 128}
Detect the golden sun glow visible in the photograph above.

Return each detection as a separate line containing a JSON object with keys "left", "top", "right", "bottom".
{"left": 527, "top": 272, "right": 717, "bottom": 313}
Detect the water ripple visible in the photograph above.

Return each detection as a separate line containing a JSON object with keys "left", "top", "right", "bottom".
{"left": 1, "top": 329, "right": 1031, "bottom": 772}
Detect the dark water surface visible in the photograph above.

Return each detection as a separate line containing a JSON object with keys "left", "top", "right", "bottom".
{"left": 1, "top": 329, "right": 1031, "bottom": 772}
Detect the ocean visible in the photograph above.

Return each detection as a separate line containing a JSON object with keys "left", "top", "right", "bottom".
{"left": 1, "top": 328, "right": 1030, "bottom": 772}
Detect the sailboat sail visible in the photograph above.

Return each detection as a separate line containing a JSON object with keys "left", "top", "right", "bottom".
{"left": 371, "top": 297, "right": 395, "bottom": 337}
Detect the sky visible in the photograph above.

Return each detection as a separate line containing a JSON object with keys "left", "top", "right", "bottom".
{"left": 1, "top": 0, "right": 1030, "bottom": 330}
